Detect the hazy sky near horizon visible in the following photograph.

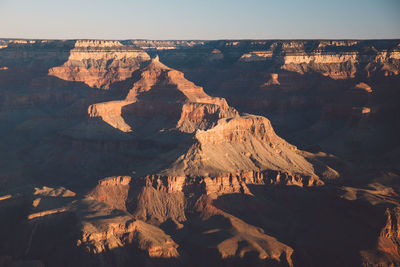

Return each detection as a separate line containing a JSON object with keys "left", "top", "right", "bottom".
{"left": 0, "top": 0, "right": 399, "bottom": 40}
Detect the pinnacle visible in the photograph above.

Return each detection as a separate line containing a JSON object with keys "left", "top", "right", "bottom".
{"left": 147, "top": 55, "right": 170, "bottom": 70}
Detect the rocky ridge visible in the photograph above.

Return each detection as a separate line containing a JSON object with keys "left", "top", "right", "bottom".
{"left": 88, "top": 55, "right": 237, "bottom": 133}
{"left": 1, "top": 39, "right": 400, "bottom": 267}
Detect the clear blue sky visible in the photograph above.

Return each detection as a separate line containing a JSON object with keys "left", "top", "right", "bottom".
{"left": 0, "top": 0, "right": 399, "bottom": 39}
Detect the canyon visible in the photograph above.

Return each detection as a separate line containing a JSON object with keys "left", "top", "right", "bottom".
{"left": 0, "top": 39, "right": 399, "bottom": 267}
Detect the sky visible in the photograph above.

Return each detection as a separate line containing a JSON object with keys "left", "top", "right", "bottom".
{"left": 0, "top": 0, "right": 399, "bottom": 40}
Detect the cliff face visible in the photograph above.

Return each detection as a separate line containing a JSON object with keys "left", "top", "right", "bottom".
{"left": 85, "top": 57, "right": 331, "bottom": 183}
{"left": 88, "top": 56, "right": 237, "bottom": 134}
{"left": 87, "top": 174, "right": 297, "bottom": 265}
{"left": 151, "top": 39, "right": 400, "bottom": 166}
{"left": 1, "top": 39, "right": 400, "bottom": 267}
{"left": 378, "top": 208, "right": 400, "bottom": 259}
{"left": 0, "top": 185, "right": 180, "bottom": 267}
{"left": 166, "top": 115, "right": 327, "bottom": 179}
{"left": 48, "top": 40, "right": 150, "bottom": 89}
{"left": 239, "top": 50, "right": 400, "bottom": 79}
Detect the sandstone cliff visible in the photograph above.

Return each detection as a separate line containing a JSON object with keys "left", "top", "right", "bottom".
{"left": 48, "top": 40, "right": 150, "bottom": 89}
{"left": 88, "top": 56, "right": 237, "bottom": 133}
{"left": 1, "top": 39, "right": 399, "bottom": 267}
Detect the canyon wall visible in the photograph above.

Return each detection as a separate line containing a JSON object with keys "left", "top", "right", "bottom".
{"left": 0, "top": 39, "right": 400, "bottom": 267}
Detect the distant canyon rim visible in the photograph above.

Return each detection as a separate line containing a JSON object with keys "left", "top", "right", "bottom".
{"left": 0, "top": 39, "right": 399, "bottom": 267}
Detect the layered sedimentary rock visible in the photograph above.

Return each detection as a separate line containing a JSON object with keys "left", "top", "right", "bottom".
{"left": 280, "top": 52, "right": 359, "bottom": 79}
{"left": 88, "top": 174, "right": 295, "bottom": 266}
{"left": 0, "top": 185, "right": 180, "bottom": 267}
{"left": 1, "top": 39, "right": 400, "bottom": 267}
{"left": 88, "top": 56, "right": 237, "bottom": 133}
{"left": 88, "top": 100, "right": 134, "bottom": 132}
{"left": 240, "top": 50, "right": 400, "bottom": 79}
{"left": 235, "top": 40, "right": 400, "bottom": 78}
{"left": 129, "top": 40, "right": 205, "bottom": 50}
{"left": 80, "top": 56, "right": 341, "bottom": 266}
{"left": 73, "top": 198, "right": 180, "bottom": 259}
{"left": 86, "top": 56, "right": 333, "bottom": 184}
{"left": 165, "top": 115, "right": 328, "bottom": 180}
{"left": 49, "top": 40, "right": 150, "bottom": 89}
{"left": 152, "top": 39, "right": 400, "bottom": 167}
{"left": 87, "top": 176, "right": 131, "bottom": 210}
{"left": 340, "top": 180, "right": 400, "bottom": 266}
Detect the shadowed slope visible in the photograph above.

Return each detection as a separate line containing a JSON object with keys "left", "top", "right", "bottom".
{"left": 88, "top": 56, "right": 237, "bottom": 133}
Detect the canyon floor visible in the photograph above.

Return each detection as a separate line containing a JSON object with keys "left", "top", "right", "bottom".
{"left": 0, "top": 39, "right": 400, "bottom": 267}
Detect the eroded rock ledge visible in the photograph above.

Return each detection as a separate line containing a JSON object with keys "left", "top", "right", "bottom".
{"left": 89, "top": 170, "right": 324, "bottom": 217}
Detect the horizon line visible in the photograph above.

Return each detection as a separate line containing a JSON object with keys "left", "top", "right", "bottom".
{"left": 2, "top": 37, "right": 400, "bottom": 41}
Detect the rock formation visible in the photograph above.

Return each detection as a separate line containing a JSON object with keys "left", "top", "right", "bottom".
{"left": 0, "top": 39, "right": 400, "bottom": 267}
{"left": 262, "top": 73, "right": 280, "bottom": 87}
{"left": 49, "top": 40, "right": 150, "bottom": 89}
{"left": 88, "top": 55, "right": 237, "bottom": 133}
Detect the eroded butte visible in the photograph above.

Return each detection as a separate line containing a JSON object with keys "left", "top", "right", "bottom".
{"left": 0, "top": 39, "right": 399, "bottom": 267}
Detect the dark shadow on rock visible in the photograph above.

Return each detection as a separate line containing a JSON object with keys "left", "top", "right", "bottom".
{"left": 212, "top": 184, "right": 386, "bottom": 267}
{"left": 157, "top": 212, "right": 291, "bottom": 267}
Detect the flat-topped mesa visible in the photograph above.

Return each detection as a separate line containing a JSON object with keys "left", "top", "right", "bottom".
{"left": 239, "top": 40, "right": 400, "bottom": 79}
{"left": 48, "top": 40, "right": 150, "bottom": 89}
{"left": 281, "top": 52, "right": 360, "bottom": 79}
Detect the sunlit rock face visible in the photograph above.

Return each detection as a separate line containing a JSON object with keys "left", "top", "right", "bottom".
{"left": 49, "top": 40, "right": 150, "bottom": 89}
{"left": 237, "top": 40, "right": 400, "bottom": 79}
{"left": 88, "top": 56, "right": 237, "bottom": 133}
{"left": 0, "top": 39, "right": 400, "bottom": 267}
